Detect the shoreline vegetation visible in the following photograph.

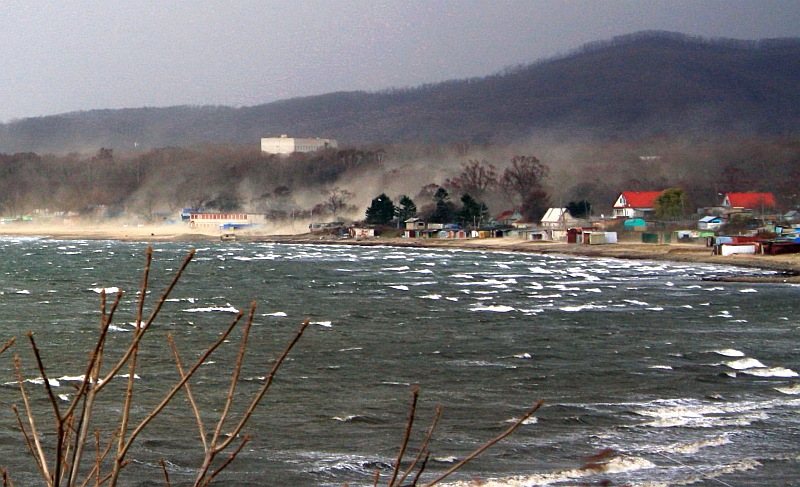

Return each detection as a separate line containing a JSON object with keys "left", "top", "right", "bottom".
{"left": 1, "top": 224, "right": 799, "bottom": 283}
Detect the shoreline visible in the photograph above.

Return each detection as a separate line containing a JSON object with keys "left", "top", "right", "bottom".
{"left": 1, "top": 225, "right": 799, "bottom": 282}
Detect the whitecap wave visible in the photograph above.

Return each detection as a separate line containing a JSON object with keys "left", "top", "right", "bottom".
{"left": 183, "top": 305, "right": 239, "bottom": 313}
{"left": 442, "top": 455, "right": 654, "bottom": 487}
{"left": 470, "top": 305, "right": 515, "bottom": 313}
{"left": 634, "top": 399, "right": 770, "bottom": 428}
{"left": 661, "top": 435, "right": 731, "bottom": 454}
{"left": 742, "top": 367, "right": 798, "bottom": 378}
{"left": 560, "top": 303, "right": 607, "bottom": 312}
{"left": 775, "top": 383, "right": 800, "bottom": 395}
{"left": 384, "top": 266, "right": 409, "bottom": 271}
{"left": 725, "top": 358, "right": 766, "bottom": 370}
{"left": 503, "top": 416, "right": 538, "bottom": 425}
{"left": 91, "top": 286, "right": 120, "bottom": 294}
{"left": 713, "top": 348, "right": 745, "bottom": 357}
{"left": 262, "top": 311, "right": 288, "bottom": 317}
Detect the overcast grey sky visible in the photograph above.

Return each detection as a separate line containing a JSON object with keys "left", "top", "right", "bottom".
{"left": 1, "top": 0, "right": 798, "bottom": 122}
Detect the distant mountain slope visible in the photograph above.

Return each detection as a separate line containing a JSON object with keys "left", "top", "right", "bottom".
{"left": 1, "top": 31, "right": 799, "bottom": 154}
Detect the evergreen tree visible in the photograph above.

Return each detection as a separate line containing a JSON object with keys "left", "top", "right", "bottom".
{"left": 430, "top": 188, "right": 456, "bottom": 223}
{"left": 365, "top": 193, "right": 396, "bottom": 224}
{"left": 457, "top": 193, "right": 489, "bottom": 227}
{"left": 396, "top": 195, "right": 417, "bottom": 222}
{"left": 566, "top": 200, "right": 592, "bottom": 218}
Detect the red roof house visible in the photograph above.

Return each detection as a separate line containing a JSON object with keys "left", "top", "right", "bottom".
{"left": 721, "top": 192, "right": 776, "bottom": 210}
{"left": 612, "top": 191, "right": 662, "bottom": 218}
{"left": 492, "top": 209, "right": 524, "bottom": 227}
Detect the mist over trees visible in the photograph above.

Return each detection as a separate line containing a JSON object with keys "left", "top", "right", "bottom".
{"left": 0, "top": 135, "right": 797, "bottom": 227}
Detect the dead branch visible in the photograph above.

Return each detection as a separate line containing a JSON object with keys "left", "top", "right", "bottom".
{"left": 25, "top": 332, "right": 65, "bottom": 483}
{"left": 422, "top": 400, "right": 544, "bottom": 486}
{"left": 199, "top": 435, "right": 251, "bottom": 487}
{"left": 160, "top": 460, "right": 171, "bottom": 487}
{"left": 0, "top": 338, "right": 15, "bottom": 357}
{"left": 396, "top": 405, "right": 441, "bottom": 486}
{"left": 14, "top": 355, "right": 52, "bottom": 483}
{"left": 97, "top": 248, "right": 195, "bottom": 391}
{"left": 167, "top": 334, "right": 208, "bottom": 451}
{"left": 0, "top": 466, "right": 14, "bottom": 487}
{"left": 210, "top": 302, "right": 256, "bottom": 448}
{"left": 389, "top": 386, "right": 419, "bottom": 487}
{"left": 67, "top": 290, "right": 122, "bottom": 487}
{"left": 12, "top": 404, "right": 42, "bottom": 478}
{"left": 193, "top": 318, "right": 310, "bottom": 484}
{"left": 117, "top": 310, "right": 245, "bottom": 463}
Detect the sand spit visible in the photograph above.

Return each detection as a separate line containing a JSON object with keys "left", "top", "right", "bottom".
{"left": 1, "top": 224, "right": 798, "bottom": 282}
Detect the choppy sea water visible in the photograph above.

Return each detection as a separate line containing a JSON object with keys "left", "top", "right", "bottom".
{"left": 0, "top": 237, "right": 798, "bottom": 486}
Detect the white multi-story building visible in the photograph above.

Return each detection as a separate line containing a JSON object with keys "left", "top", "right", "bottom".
{"left": 260, "top": 135, "right": 338, "bottom": 155}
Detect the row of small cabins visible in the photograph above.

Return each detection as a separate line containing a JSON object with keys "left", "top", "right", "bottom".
{"left": 397, "top": 191, "right": 799, "bottom": 254}
{"left": 401, "top": 191, "right": 792, "bottom": 237}
{"left": 182, "top": 191, "right": 798, "bottom": 253}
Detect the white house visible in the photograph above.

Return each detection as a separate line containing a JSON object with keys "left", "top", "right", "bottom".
{"left": 612, "top": 191, "right": 662, "bottom": 219}
{"left": 261, "top": 135, "right": 338, "bottom": 155}
{"left": 540, "top": 208, "right": 580, "bottom": 229}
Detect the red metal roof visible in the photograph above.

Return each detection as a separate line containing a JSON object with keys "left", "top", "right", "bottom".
{"left": 494, "top": 210, "right": 520, "bottom": 220}
{"left": 615, "top": 191, "right": 662, "bottom": 208}
{"left": 724, "top": 192, "right": 776, "bottom": 209}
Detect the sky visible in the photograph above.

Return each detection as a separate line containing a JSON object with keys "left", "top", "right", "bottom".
{"left": 1, "top": 0, "right": 799, "bottom": 122}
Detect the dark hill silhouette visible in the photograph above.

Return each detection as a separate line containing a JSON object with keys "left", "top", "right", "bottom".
{"left": 1, "top": 31, "right": 799, "bottom": 154}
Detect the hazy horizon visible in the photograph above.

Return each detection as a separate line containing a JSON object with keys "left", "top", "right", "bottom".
{"left": 2, "top": 0, "right": 799, "bottom": 123}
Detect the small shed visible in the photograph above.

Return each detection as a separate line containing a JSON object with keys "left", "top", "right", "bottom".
{"left": 623, "top": 218, "right": 646, "bottom": 230}
{"left": 698, "top": 216, "right": 723, "bottom": 231}
{"left": 586, "top": 232, "right": 606, "bottom": 245}
{"left": 349, "top": 227, "right": 376, "bottom": 238}
{"left": 715, "top": 243, "right": 759, "bottom": 256}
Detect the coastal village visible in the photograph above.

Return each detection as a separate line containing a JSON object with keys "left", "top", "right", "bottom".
{"left": 1, "top": 135, "right": 798, "bottom": 262}
{"left": 2, "top": 18, "right": 800, "bottom": 487}
{"left": 259, "top": 189, "right": 800, "bottom": 257}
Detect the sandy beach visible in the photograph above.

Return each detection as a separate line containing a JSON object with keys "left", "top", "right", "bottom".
{"left": 1, "top": 223, "right": 799, "bottom": 282}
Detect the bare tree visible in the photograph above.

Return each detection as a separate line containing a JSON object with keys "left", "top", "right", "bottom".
{"left": 500, "top": 155, "right": 550, "bottom": 203}
{"left": 444, "top": 160, "right": 498, "bottom": 198}
{"left": 323, "top": 187, "right": 354, "bottom": 219}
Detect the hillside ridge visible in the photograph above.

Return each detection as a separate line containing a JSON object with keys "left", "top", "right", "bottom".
{"left": 1, "top": 31, "right": 799, "bottom": 154}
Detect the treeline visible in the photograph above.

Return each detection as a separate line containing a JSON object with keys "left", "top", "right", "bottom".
{"left": 0, "top": 146, "right": 385, "bottom": 220}
{"left": 1, "top": 135, "right": 798, "bottom": 225}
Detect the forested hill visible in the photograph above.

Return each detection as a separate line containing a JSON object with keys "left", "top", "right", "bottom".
{"left": 2, "top": 31, "right": 799, "bottom": 154}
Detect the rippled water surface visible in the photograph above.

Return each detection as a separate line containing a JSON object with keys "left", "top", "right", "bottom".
{"left": 0, "top": 238, "right": 798, "bottom": 486}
